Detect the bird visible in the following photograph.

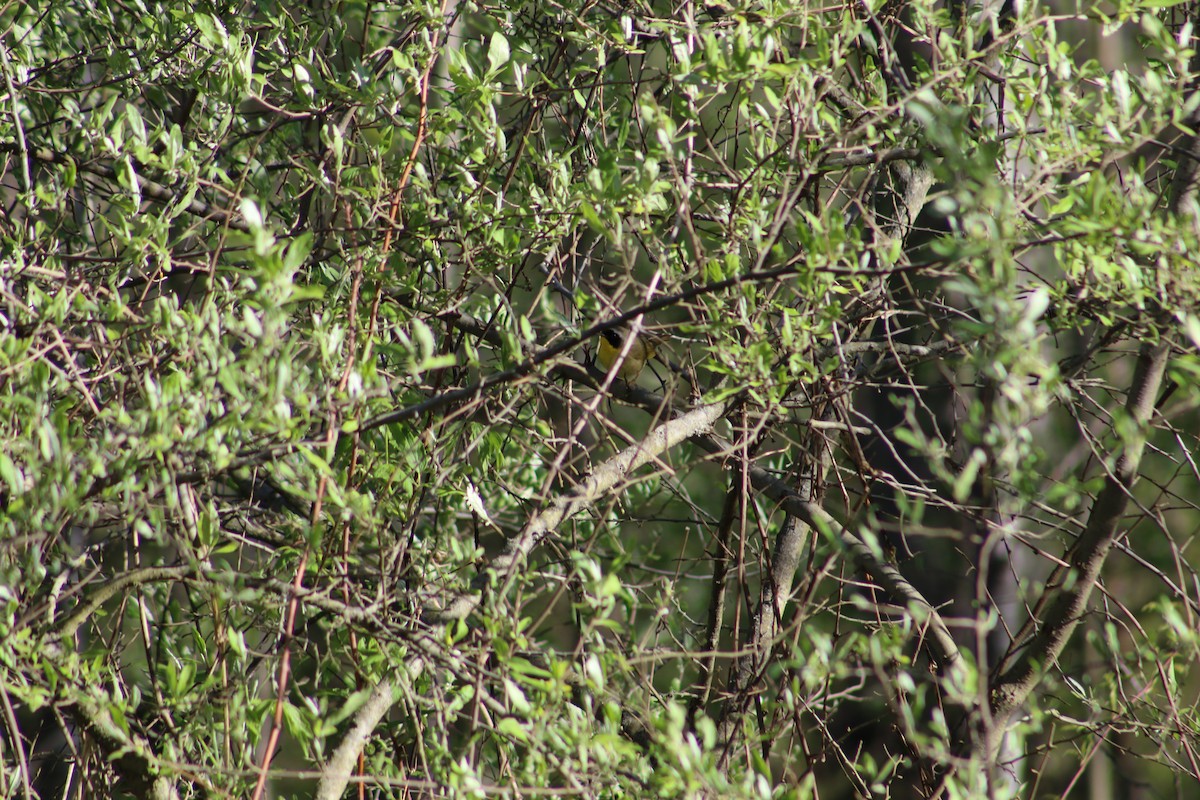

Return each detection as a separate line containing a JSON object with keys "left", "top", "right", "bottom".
{"left": 596, "top": 325, "right": 662, "bottom": 384}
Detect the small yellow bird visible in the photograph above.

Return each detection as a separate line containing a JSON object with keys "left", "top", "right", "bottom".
{"left": 597, "top": 326, "right": 661, "bottom": 383}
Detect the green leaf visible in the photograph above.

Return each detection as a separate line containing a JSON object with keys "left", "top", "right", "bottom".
{"left": 487, "top": 33, "right": 510, "bottom": 73}
{"left": 495, "top": 716, "right": 529, "bottom": 742}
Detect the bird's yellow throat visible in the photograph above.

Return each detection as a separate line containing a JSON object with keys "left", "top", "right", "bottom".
{"left": 597, "top": 328, "right": 657, "bottom": 382}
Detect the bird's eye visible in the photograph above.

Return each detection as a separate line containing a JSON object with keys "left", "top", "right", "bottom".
{"left": 601, "top": 329, "right": 622, "bottom": 346}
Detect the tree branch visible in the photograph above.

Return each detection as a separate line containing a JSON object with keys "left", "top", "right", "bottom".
{"left": 428, "top": 399, "right": 730, "bottom": 622}
{"left": 318, "top": 399, "right": 730, "bottom": 796}
{"left": 9, "top": 146, "right": 251, "bottom": 232}
{"left": 690, "top": 429, "right": 964, "bottom": 673}
{"left": 988, "top": 339, "right": 1171, "bottom": 751}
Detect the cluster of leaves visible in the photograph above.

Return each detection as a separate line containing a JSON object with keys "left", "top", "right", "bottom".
{"left": 2, "top": 0, "right": 1200, "bottom": 798}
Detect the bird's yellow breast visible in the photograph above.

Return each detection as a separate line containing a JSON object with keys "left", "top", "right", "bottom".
{"left": 598, "top": 328, "right": 655, "bottom": 382}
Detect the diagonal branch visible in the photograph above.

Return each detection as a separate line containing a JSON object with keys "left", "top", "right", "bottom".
{"left": 690, "top": 429, "right": 964, "bottom": 673}
{"left": 318, "top": 399, "right": 729, "bottom": 799}
{"left": 987, "top": 339, "right": 1171, "bottom": 751}
{"left": 985, "top": 76, "right": 1198, "bottom": 761}
{"left": 428, "top": 399, "right": 730, "bottom": 622}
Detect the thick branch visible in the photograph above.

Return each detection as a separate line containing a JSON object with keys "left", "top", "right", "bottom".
{"left": 319, "top": 400, "right": 730, "bottom": 795}
{"left": 428, "top": 400, "right": 729, "bottom": 622}
{"left": 315, "top": 679, "right": 396, "bottom": 800}
{"left": 988, "top": 341, "right": 1170, "bottom": 741}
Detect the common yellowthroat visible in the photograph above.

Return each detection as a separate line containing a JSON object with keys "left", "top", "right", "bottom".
{"left": 597, "top": 326, "right": 661, "bottom": 383}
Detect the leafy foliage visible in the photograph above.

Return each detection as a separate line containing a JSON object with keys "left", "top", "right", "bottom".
{"left": 2, "top": 0, "right": 1200, "bottom": 798}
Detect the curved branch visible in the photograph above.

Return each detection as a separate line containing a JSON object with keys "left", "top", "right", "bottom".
{"left": 54, "top": 565, "right": 193, "bottom": 642}
{"left": 315, "top": 679, "right": 396, "bottom": 800}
